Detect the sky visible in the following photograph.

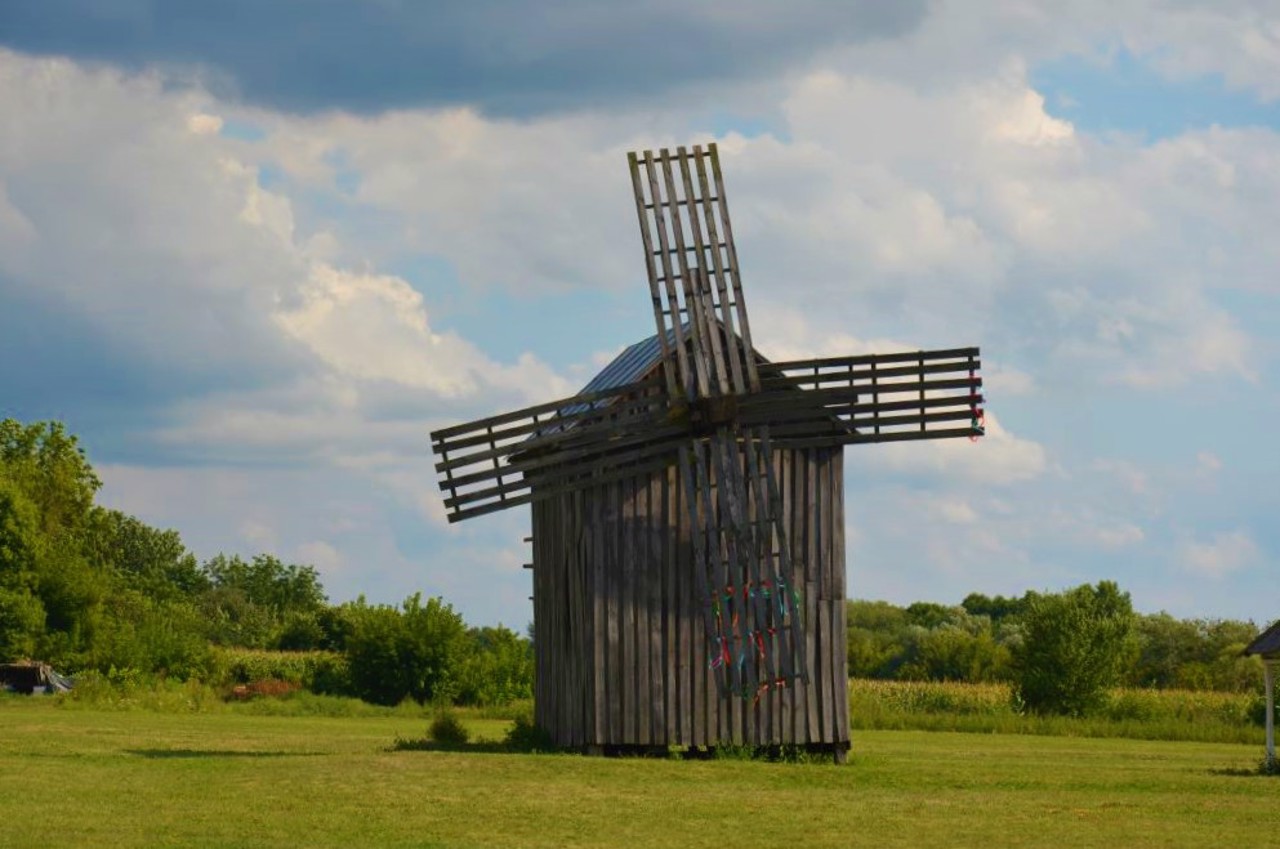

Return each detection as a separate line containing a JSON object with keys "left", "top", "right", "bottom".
{"left": 1, "top": 1, "right": 1278, "bottom": 628}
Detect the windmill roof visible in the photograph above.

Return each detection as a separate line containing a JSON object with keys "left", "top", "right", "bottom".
{"left": 1245, "top": 620, "right": 1280, "bottom": 657}
{"left": 580, "top": 327, "right": 681, "bottom": 396}
{"left": 534, "top": 325, "right": 762, "bottom": 439}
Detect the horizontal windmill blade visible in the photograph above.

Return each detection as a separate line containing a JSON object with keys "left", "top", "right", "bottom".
{"left": 431, "top": 377, "right": 686, "bottom": 523}
{"left": 740, "top": 346, "right": 986, "bottom": 448}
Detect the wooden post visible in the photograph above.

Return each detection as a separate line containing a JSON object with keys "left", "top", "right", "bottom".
{"left": 1266, "top": 660, "right": 1276, "bottom": 766}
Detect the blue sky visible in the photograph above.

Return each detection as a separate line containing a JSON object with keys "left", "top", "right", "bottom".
{"left": 1, "top": 1, "right": 1278, "bottom": 628}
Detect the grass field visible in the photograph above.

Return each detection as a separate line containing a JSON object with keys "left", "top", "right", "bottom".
{"left": 1, "top": 698, "right": 1275, "bottom": 848}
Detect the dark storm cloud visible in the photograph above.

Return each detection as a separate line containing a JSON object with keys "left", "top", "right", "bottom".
{"left": 0, "top": 0, "right": 929, "bottom": 115}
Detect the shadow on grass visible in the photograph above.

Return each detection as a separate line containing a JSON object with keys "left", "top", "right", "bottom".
{"left": 127, "top": 748, "right": 326, "bottom": 759}
{"left": 388, "top": 739, "right": 518, "bottom": 755}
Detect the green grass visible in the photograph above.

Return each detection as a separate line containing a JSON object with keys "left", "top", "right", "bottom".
{"left": 850, "top": 679, "right": 1264, "bottom": 743}
{"left": 0, "top": 697, "right": 1274, "bottom": 848}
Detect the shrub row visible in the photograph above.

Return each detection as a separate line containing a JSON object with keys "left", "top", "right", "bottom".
{"left": 849, "top": 678, "right": 1268, "bottom": 744}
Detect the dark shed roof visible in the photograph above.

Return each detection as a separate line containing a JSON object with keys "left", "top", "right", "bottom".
{"left": 1245, "top": 620, "right": 1280, "bottom": 657}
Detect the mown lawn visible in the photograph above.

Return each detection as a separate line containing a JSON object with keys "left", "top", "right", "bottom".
{"left": 1, "top": 698, "right": 1274, "bottom": 848}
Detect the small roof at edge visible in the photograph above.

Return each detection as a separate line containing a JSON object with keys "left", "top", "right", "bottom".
{"left": 1244, "top": 620, "right": 1280, "bottom": 657}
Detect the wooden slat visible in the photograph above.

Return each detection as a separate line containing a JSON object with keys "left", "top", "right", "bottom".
{"left": 749, "top": 391, "right": 983, "bottom": 423}
{"left": 707, "top": 143, "right": 761, "bottom": 393}
{"left": 644, "top": 149, "right": 701, "bottom": 400}
{"left": 766, "top": 346, "right": 980, "bottom": 374}
{"left": 604, "top": 482, "right": 620, "bottom": 743}
{"left": 442, "top": 434, "right": 678, "bottom": 510}
{"left": 648, "top": 473, "right": 665, "bottom": 744}
{"left": 805, "top": 582, "right": 819, "bottom": 742}
{"left": 432, "top": 376, "right": 662, "bottom": 443}
{"left": 635, "top": 477, "right": 651, "bottom": 746}
{"left": 628, "top": 152, "right": 681, "bottom": 402}
{"left": 675, "top": 149, "right": 731, "bottom": 397}
{"left": 439, "top": 413, "right": 680, "bottom": 495}
{"left": 663, "top": 467, "right": 678, "bottom": 745}
{"left": 591, "top": 485, "right": 605, "bottom": 745}
{"left": 660, "top": 150, "right": 732, "bottom": 399}
{"left": 767, "top": 426, "right": 983, "bottom": 451}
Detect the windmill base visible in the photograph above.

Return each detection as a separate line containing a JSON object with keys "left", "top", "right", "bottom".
{"left": 580, "top": 741, "right": 850, "bottom": 764}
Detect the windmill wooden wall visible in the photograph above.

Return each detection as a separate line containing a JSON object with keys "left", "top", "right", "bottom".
{"left": 529, "top": 445, "right": 848, "bottom": 751}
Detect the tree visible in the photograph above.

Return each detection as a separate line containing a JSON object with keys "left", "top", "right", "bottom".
{"left": 961, "top": 592, "right": 1028, "bottom": 623}
{"left": 89, "top": 510, "right": 208, "bottom": 601}
{"left": 0, "top": 419, "right": 100, "bottom": 537}
{"left": 342, "top": 594, "right": 468, "bottom": 705}
{"left": 1012, "top": 581, "right": 1135, "bottom": 715}
{"left": 202, "top": 554, "right": 325, "bottom": 615}
{"left": 455, "top": 626, "right": 534, "bottom": 705}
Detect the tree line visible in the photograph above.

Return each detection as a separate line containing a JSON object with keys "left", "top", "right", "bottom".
{"left": 0, "top": 419, "right": 531, "bottom": 706}
{"left": 848, "top": 584, "right": 1263, "bottom": 714}
{"left": 1, "top": 418, "right": 1267, "bottom": 715}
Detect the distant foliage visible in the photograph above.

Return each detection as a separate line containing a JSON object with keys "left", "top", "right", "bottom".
{"left": 455, "top": 626, "right": 534, "bottom": 706}
{"left": 848, "top": 678, "right": 1265, "bottom": 744}
{"left": 848, "top": 586, "right": 1261, "bottom": 702}
{"left": 210, "top": 647, "right": 351, "bottom": 693}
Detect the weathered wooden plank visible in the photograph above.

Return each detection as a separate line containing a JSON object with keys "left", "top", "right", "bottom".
{"left": 634, "top": 477, "right": 651, "bottom": 746}
{"left": 440, "top": 424, "right": 680, "bottom": 505}
{"left": 766, "top": 426, "right": 983, "bottom": 453}
{"left": 675, "top": 150, "right": 731, "bottom": 396}
{"left": 765, "top": 346, "right": 980, "bottom": 374}
{"left": 531, "top": 500, "right": 544, "bottom": 734}
{"left": 779, "top": 452, "right": 796, "bottom": 743}
{"left": 692, "top": 144, "right": 747, "bottom": 396}
{"left": 628, "top": 153, "right": 681, "bottom": 402}
{"left": 745, "top": 388, "right": 983, "bottom": 421}
{"left": 663, "top": 466, "right": 678, "bottom": 746}
{"left": 805, "top": 582, "right": 819, "bottom": 742}
{"left": 660, "top": 150, "right": 732, "bottom": 399}
{"left": 818, "top": 602, "right": 833, "bottom": 743}
{"left": 762, "top": 362, "right": 982, "bottom": 394}
{"left": 677, "top": 449, "right": 702, "bottom": 748}
{"left": 748, "top": 403, "right": 981, "bottom": 434}
{"left": 644, "top": 150, "right": 701, "bottom": 400}
{"left": 605, "top": 482, "right": 621, "bottom": 744}
{"left": 432, "top": 376, "right": 663, "bottom": 445}
{"left": 833, "top": 453, "right": 850, "bottom": 743}
{"left": 648, "top": 472, "right": 665, "bottom": 745}
{"left": 590, "top": 485, "right": 605, "bottom": 745}
{"left": 574, "top": 493, "right": 588, "bottom": 748}
{"left": 545, "top": 497, "right": 558, "bottom": 742}
{"left": 706, "top": 143, "right": 761, "bottom": 393}
{"left": 567, "top": 498, "right": 579, "bottom": 747}
{"left": 621, "top": 476, "right": 637, "bottom": 744}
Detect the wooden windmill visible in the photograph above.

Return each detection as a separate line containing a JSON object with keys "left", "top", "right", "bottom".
{"left": 431, "top": 144, "right": 985, "bottom": 758}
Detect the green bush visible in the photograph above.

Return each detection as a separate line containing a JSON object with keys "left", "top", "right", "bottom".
{"left": 342, "top": 594, "right": 467, "bottom": 706}
{"left": 429, "top": 711, "right": 470, "bottom": 746}
{"left": 455, "top": 626, "right": 533, "bottom": 706}
{"left": 504, "top": 709, "right": 553, "bottom": 752}
{"left": 209, "top": 647, "right": 350, "bottom": 694}
{"left": 58, "top": 669, "right": 223, "bottom": 713}
{"left": 1013, "top": 582, "right": 1134, "bottom": 716}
